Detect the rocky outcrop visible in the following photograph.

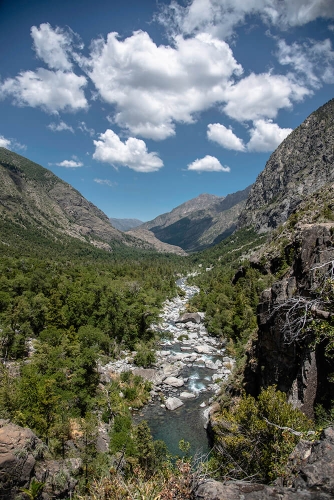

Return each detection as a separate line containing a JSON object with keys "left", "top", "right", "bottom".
{"left": 0, "top": 420, "right": 78, "bottom": 499}
{"left": 193, "top": 427, "right": 334, "bottom": 499}
{"left": 244, "top": 224, "right": 334, "bottom": 417}
{"left": 238, "top": 98, "right": 334, "bottom": 233}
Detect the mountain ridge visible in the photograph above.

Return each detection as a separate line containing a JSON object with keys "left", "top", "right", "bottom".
{"left": 238, "top": 98, "right": 334, "bottom": 232}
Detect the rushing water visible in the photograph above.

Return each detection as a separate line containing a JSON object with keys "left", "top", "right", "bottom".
{"left": 133, "top": 276, "right": 228, "bottom": 457}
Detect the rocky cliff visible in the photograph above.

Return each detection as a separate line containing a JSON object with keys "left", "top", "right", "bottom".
{"left": 238, "top": 98, "right": 334, "bottom": 233}
{"left": 243, "top": 222, "right": 334, "bottom": 418}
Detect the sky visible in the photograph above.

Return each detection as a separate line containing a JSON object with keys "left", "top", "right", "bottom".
{"left": 0, "top": 0, "right": 333, "bottom": 221}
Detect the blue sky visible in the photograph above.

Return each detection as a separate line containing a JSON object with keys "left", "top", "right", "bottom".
{"left": 0, "top": 0, "right": 333, "bottom": 221}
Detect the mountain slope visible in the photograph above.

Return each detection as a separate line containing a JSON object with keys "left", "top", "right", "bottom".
{"left": 139, "top": 193, "right": 223, "bottom": 232}
{"left": 132, "top": 187, "right": 251, "bottom": 252}
{"left": 109, "top": 218, "right": 143, "bottom": 231}
{"left": 238, "top": 98, "right": 334, "bottom": 232}
{"left": 0, "top": 147, "right": 131, "bottom": 251}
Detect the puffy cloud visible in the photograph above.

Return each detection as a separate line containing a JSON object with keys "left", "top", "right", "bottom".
{"left": 48, "top": 120, "right": 74, "bottom": 133}
{"left": 223, "top": 72, "right": 310, "bottom": 122}
{"left": 0, "top": 135, "right": 12, "bottom": 148}
{"left": 93, "top": 129, "right": 163, "bottom": 173}
{"left": 207, "top": 123, "right": 245, "bottom": 151}
{"left": 187, "top": 155, "right": 230, "bottom": 172}
{"left": 247, "top": 119, "right": 293, "bottom": 152}
{"left": 157, "top": 0, "right": 334, "bottom": 39}
{"left": 55, "top": 160, "right": 83, "bottom": 167}
{"left": 0, "top": 69, "right": 88, "bottom": 113}
{"left": 82, "top": 30, "right": 242, "bottom": 140}
{"left": 0, "top": 135, "right": 26, "bottom": 151}
{"left": 276, "top": 38, "right": 334, "bottom": 87}
{"left": 78, "top": 121, "right": 95, "bottom": 136}
{"left": 31, "top": 23, "right": 73, "bottom": 71}
{"left": 94, "top": 178, "right": 116, "bottom": 187}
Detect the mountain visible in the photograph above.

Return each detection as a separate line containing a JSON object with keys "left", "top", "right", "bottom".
{"left": 131, "top": 188, "right": 251, "bottom": 252}
{"left": 138, "top": 193, "right": 223, "bottom": 231}
{"left": 109, "top": 218, "right": 144, "bottom": 231}
{"left": 0, "top": 148, "right": 187, "bottom": 256}
{"left": 238, "top": 98, "right": 334, "bottom": 233}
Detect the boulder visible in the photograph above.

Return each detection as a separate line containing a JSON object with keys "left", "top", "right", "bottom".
{"left": 195, "top": 345, "right": 214, "bottom": 354}
{"left": 164, "top": 376, "right": 184, "bottom": 387}
{"left": 180, "top": 392, "right": 196, "bottom": 399}
{"left": 175, "top": 313, "right": 202, "bottom": 324}
{"left": 0, "top": 420, "right": 38, "bottom": 498}
{"left": 0, "top": 420, "right": 78, "bottom": 500}
{"left": 165, "top": 397, "right": 184, "bottom": 411}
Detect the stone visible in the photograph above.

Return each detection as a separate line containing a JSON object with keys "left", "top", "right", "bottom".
{"left": 164, "top": 376, "right": 184, "bottom": 387}
{"left": 195, "top": 345, "right": 213, "bottom": 354}
{"left": 180, "top": 392, "right": 196, "bottom": 399}
{"left": 175, "top": 312, "right": 202, "bottom": 324}
{"left": 165, "top": 397, "right": 184, "bottom": 411}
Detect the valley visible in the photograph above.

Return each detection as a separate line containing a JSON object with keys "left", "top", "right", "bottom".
{"left": 1, "top": 99, "right": 334, "bottom": 499}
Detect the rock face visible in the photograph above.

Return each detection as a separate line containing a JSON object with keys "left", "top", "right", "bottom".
{"left": 244, "top": 224, "right": 334, "bottom": 418}
{"left": 193, "top": 426, "right": 334, "bottom": 499}
{"left": 238, "top": 98, "right": 334, "bottom": 232}
{"left": 0, "top": 419, "right": 78, "bottom": 499}
{"left": 131, "top": 187, "right": 251, "bottom": 252}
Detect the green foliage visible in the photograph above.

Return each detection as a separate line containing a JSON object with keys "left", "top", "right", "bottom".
{"left": 20, "top": 478, "right": 44, "bottom": 499}
{"left": 134, "top": 341, "right": 156, "bottom": 367}
{"left": 214, "top": 386, "right": 315, "bottom": 483}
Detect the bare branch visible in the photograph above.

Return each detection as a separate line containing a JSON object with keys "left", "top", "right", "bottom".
{"left": 262, "top": 417, "right": 316, "bottom": 437}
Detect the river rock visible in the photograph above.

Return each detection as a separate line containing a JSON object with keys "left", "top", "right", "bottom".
{"left": 175, "top": 312, "right": 202, "bottom": 324}
{"left": 180, "top": 392, "right": 196, "bottom": 399}
{"left": 164, "top": 376, "right": 184, "bottom": 387}
{"left": 165, "top": 397, "right": 184, "bottom": 410}
{"left": 195, "top": 345, "right": 213, "bottom": 354}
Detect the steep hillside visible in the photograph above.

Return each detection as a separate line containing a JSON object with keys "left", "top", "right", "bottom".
{"left": 132, "top": 187, "right": 251, "bottom": 252}
{"left": 109, "top": 218, "right": 143, "bottom": 231}
{"left": 238, "top": 98, "right": 334, "bottom": 232}
{"left": 0, "top": 147, "right": 129, "bottom": 250}
{"left": 126, "top": 228, "right": 187, "bottom": 256}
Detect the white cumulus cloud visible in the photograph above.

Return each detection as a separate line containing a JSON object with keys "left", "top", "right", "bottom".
{"left": 93, "top": 129, "right": 163, "bottom": 173}
{"left": 55, "top": 160, "right": 84, "bottom": 167}
{"left": 81, "top": 30, "right": 242, "bottom": 140}
{"left": 276, "top": 38, "right": 334, "bottom": 87}
{"left": 0, "top": 69, "right": 88, "bottom": 113}
{"left": 207, "top": 123, "right": 245, "bottom": 151}
{"left": 247, "top": 119, "right": 293, "bottom": 152}
{"left": 157, "top": 0, "right": 334, "bottom": 39}
{"left": 0, "top": 135, "right": 12, "bottom": 148}
{"left": 0, "top": 134, "right": 26, "bottom": 151}
{"left": 48, "top": 120, "right": 74, "bottom": 133}
{"left": 223, "top": 72, "right": 310, "bottom": 122}
{"left": 31, "top": 23, "right": 74, "bottom": 70}
{"left": 187, "top": 155, "right": 230, "bottom": 172}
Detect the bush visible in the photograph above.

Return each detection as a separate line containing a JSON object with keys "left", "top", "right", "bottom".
{"left": 214, "top": 386, "right": 315, "bottom": 483}
{"left": 134, "top": 342, "right": 156, "bottom": 368}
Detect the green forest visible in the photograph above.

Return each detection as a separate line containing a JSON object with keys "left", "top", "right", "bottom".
{"left": 1, "top": 217, "right": 328, "bottom": 499}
